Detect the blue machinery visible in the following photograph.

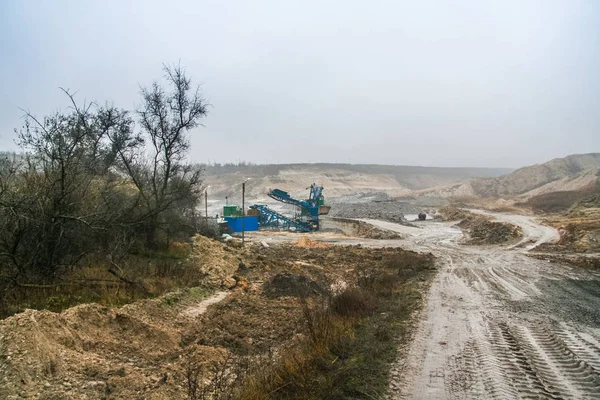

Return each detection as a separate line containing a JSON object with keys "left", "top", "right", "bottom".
{"left": 249, "top": 184, "right": 327, "bottom": 232}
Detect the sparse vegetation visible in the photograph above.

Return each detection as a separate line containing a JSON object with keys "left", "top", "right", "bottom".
{"left": 0, "top": 238, "right": 217, "bottom": 318}
{"left": 0, "top": 64, "right": 209, "bottom": 317}
{"left": 0, "top": 240, "right": 436, "bottom": 399}
{"left": 190, "top": 246, "right": 437, "bottom": 400}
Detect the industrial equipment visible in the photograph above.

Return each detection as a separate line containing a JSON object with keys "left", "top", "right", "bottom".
{"left": 250, "top": 184, "right": 328, "bottom": 232}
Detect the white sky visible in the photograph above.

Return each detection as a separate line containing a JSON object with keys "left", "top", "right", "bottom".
{"left": 1, "top": 0, "right": 598, "bottom": 168}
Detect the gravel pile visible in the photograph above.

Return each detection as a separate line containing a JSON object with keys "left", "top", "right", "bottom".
{"left": 329, "top": 200, "right": 420, "bottom": 225}
{"left": 328, "top": 191, "right": 392, "bottom": 204}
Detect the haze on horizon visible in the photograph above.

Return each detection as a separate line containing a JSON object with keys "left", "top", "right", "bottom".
{"left": 1, "top": 0, "right": 598, "bottom": 169}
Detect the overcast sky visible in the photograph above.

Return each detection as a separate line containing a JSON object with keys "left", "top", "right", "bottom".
{"left": 1, "top": 1, "right": 598, "bottom": 168}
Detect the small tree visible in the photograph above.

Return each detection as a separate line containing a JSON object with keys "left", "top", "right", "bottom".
{"left": 110, "top": 63, "right": 208, "bottom": 249}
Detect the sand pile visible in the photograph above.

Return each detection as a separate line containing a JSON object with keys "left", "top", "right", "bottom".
{"left": 293, "top": 237, "right": 331, "bottom": 248}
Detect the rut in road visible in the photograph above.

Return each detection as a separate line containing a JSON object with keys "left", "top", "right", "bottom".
{"left": 379, "top": 213, "right": 600, "bottom": 400}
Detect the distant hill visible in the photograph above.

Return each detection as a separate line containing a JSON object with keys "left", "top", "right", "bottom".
{"left": 411, "top": 153, "right": 600, "bottom": 201}
{"left": 472, "top": 153, "right": 600, "bottom": 198}
{"left": 200, "top": 163, "right": 511, "bottom": 202}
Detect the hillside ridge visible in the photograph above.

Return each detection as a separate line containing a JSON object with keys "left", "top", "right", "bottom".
{"left": 200, "top": 163, "right": 511, "bottom": 202}
{"left": 472, "top": 153, "right": 600, "bottom": 198}
{"left": 407, "top": 153, "right": 600, "bottom": 201}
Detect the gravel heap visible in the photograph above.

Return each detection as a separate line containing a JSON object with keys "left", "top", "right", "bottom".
{"left": 328, "top": 200, "right": 419, "bottom": 225}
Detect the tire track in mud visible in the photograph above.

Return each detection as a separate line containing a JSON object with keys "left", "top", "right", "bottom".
{"left": 486, "top": 322, "right": 563, "bottom": 399}
{"left": 446, "top": 340, "right": 482, "bottom": 399}
{"left": 447, "top": 338, "right": 518, "bottom": 400}
{"left": 496, "top": 266, "right": 542, "bottom": 296}
{"left": 485, "top": 267, "right": 530, "bottom": 300}
{"left": 447, "top": 320, "right": 600, "bottom": 399}
{"left": 558, "top": 326, "right": 600, "bottom": 372}
{"left": 465, "top": 268, "right": 489, "bottom": 294}
{"left": 525, "top": 326, "right": 600, "bottom": 397}
{"left": 383, "top": 215, "right": 600, "bottom": 400}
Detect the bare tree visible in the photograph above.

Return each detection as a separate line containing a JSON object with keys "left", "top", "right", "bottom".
{"left": 109, "top": 63, "right": 208, "bottom": 249}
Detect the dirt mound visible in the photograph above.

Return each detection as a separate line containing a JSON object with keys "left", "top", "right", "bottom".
{"left": 439, "top": 206, "right": 471, "bottom": 221}
{"left": 293, "top": 236, "right": 331, "bottom": 248}
{"left": 188, "top": 234, "right": 242, "bottom": 286}
{"left": 263, "top": 273, "right": 327, "bottom": 298}
{"left": 440, "top": 207, "right": 522, "bottom": 244}
{"left": 0, "top": 286, "right": 235, "bottom": 399}
{"left": 331, "top": 218, "right": 404, "bottom": 239}
{"left": 555, "top": 221, "right": 600, "bottom": 252}
{"left": 458, "top": 216, "right": 522, "bottom": 244}
{"left": 569, "top": 190, "right": 600, "bottom": 218}
{"left": 0, "top": 302, "right": 182, "bottom": 399}
{"left": 530, "top": 186, "right": 600, "bottom": 254}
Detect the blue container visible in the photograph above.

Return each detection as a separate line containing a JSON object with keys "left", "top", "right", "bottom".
{"left": 224, "top": 216, "right": 258, "bottom": 233}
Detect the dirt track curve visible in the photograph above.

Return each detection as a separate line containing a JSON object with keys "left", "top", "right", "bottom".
{"left": 370, "top": 214, "right": 600, "bottom": 400}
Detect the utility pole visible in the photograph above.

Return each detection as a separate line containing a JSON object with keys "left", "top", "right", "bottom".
{"left": 204, "top": 185, "right": 210, "bottom": 228}
{"left": 205, "top": 188, "right": 208, "bottom": 221}
{"left": 241, "top": 178, "right": 250, "bottom": 246}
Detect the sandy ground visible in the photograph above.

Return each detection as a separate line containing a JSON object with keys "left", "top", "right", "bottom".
{"left": 378, "top": 212, "right": 600, "bottom": 399}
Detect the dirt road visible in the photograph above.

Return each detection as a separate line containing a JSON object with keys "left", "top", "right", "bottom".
{"left": 375, "top": 213, "right": 600, "bottom": 399}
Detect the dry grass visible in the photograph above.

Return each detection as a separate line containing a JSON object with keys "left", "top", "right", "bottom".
{"left": 0, "top": 241, "right": 202, "bottom": 319}
{"left": 230, "top": 249, "right": 436, "bottom": 400}
{"left": 331, "top": 287, "right": 377, "bottom": 318}
{"left": 0, "top": 233, "right": 248, "bottom": 319}
{"left": 179, "top": 245, "right": 436, "bottom": 400}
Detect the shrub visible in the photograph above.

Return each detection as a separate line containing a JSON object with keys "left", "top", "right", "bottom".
{"left": 331, "top": 288, "right": 376, "bottom": 318}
